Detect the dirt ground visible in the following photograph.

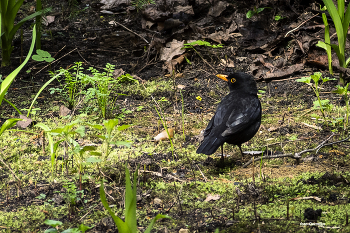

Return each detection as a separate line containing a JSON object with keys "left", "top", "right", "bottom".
{"left": 1, "top": 0, "right": 350, "bottom": 232}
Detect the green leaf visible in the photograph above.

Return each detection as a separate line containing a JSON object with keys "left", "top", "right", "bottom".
{"left": 90, "top": 151, "right": 102, "bottom": 157}
{"left": 124, "top": 164, "right": 138, "bottom": 233}
{"left": 75, "top": 126, "right": 85, "bottom": 137}
{"left": 117, "top": 124, "right": 130, "bottom": 131}
{"left": 44, "top": 229, "right": 59, "bottom": 233}
{"left": 99, "top": 180, "right": 131, "bottom": 233}
{"left": 295, "top": 76, "right": 311, "bottom": 83}
{"left": 256, "top": 7, "right": 265, "bottom": 13}
{"left": 112, "top": 141, "right": 132, "bottom": 147}
{"left": 44, "top": 219, "right": 63, "bottom": 227}
{"left": 78, "top": 223, "right": 94, "bottom": 233}
{"left": 0, "top": 118, "right": 22, "bottom": 136}
{"left": 85, "top": 156, "right": 101, "bottom": 163}
{"left": 310, "top": 72, "right": 322, "bottom": 83}
{"left": 86, "top": 123, "right": 104, "bottom": 130}
{"left": 0, "top": 25, "right": 36, "bottom": 106}
{"left": 246, "top": 10, "right": 254, "bottom": 18}
{"left": 32, "top": 54, "right": 44, "bottom": 61}
{"left": 36, "top": 49, "right": 51, "bottom": 57}
{"left": 322, "top": 0, "right": 345, "bottom": 65}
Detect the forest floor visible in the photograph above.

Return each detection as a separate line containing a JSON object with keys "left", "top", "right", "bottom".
{"left": 1, "top": 0, "right": 350, "bottom": 232}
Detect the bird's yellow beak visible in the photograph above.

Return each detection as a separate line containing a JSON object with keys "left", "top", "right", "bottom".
{"left": 216, "top": 74, "right": 228, "bottom": 82}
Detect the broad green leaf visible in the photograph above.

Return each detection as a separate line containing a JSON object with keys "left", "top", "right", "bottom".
{"left": 0, "top": 118, "right": 22, "bottom": 136}
{"left": 295, "top": 76, "right": 311, "bottom": 83}
{"left": 124, "top": 164, "right": 138, "bottom": 233}
{"left": 75, "top": 126, "right": 85, "bottom": 137}
{"left": 0, "top": 25, "right": 36, "bottom": 106}
{"left": 117, "top": 124, "right": 130, "bottom": 131}
{"left": 44, "top": 219, "right": 63, "bottom": 227}
{"left": 85, "top": 123, "right": 103, "bottom": 130}
{"left": 99, "top": 180, "right": 131, "bottom": 233}
{"left": 322, "top": 0, "right": 345, "bottom": 64}
{"left": 78, "top": 223, "right": 94, "bottom": 233}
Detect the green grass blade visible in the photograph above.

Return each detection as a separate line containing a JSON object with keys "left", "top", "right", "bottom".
{"left": 99, "top": 180, "right": 131, "bottom": 233}
{"left": 322, "top": 13, "right": 333, "bottom": 74}
{"left": 0, "top": 118, "right": 22, "bottom": 136}
{"left": 0, "top": 25, "right": 36, "bottom": 106}
{"left": 124, "top": 164, "right": 137, "bottom": 233}
{"left": 338, "top": 0, "right": 344, "bottom": 21}
{"left": 144, "top": 214, "right": 171, "bottom": 233}
{"left": 35, "top": 123, "right": 54, "bottom": 170}
{"left": 322, "top": 0, "right": 345, "bottom": 65}
{"left": 26, "top": 70, "right": 65, "bottom": 117}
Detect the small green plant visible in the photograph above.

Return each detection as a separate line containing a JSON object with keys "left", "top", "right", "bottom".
{"left": 44, "top": 219, "right": 93, "bottom": 233}
{"left": 333, "top": 83, "right": 350, "bottom": 128}
{"left": 316, "top": 0, "right": 350, "bottom": 84}
{"left": 84, "top": 64, "right": 138, "bottom": 119}
{"left": 32, "top": 49, "right": 55, "bottom": 62}
{"left": 62, "top": 181, "right": 84, "bottom": 215}
{"left": 296, "top": 72, "right": 335, "bottom": 120}
{"left": 246, "top": 7, "right": 265, "bottom": 18}
{"left": 73, "top": 145, "right": 100, "bottom": 190}
{"left": 274, "top": 15, "right": 284, "bottom": 21}
{"left": 0, "top": 1, "right": 50, "bottom": 66}
{"left": 183, "top": 40, "right": 223, "bottom": 49}
{"left": 49, "top": 62, "right": 88, "bottom": 110}
{"left": 87, "top": 118, "right": 131, "bottom": 164}
{"left": 0, "top": 118, "right": 23, "bottom": 137}
{"left": 182, "top": 40, "right": 222, "bottom": 70}
{"left": 99, "top": 163, "right": 170, "bottom": 233}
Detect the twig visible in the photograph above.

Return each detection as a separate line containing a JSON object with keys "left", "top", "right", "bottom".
{"left": 195, "top": 164, "right": 207, "bottom": 182}
{"left": 111, "top": 21, "right": 149, "bottom": 44}
{"left": 242, "top": 133, "right": 348, "bottom": 168}
{"left": 0, "top": 154, "right": 20, "bottom": 181}
{"left": 285, "top": 13, "right": 319, "bottom": 37}
{"left": 34, "top": 48, "right": 78, "bottom": 75}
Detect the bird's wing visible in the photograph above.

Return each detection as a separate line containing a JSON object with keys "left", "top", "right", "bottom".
{"left": 221, "top": 96, "right": 261, "bottom": 137}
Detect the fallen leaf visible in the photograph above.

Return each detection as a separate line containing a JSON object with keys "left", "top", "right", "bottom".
{"left": 154, "top": 128, "right": 175, "bottom": 141}
{"left": 205, "top": 194, "right": 221, "bottom": 202}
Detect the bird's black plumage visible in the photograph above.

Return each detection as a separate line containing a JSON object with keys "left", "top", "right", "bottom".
{"left": 196, "top": 72, "right": 261, "bottom": 157}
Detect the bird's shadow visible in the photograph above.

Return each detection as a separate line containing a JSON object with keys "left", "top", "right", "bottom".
{"left": 202, "top": 155, "right": 244, "bottom": 172}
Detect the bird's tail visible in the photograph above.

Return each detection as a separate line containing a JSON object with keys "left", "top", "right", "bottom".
{"left": 196, "top": 137, "right": 224, "bottom": 155}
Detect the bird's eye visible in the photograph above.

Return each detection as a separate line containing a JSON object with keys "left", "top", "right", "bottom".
{"left": 231, "top": 78, "right": 236, "bottom": 83}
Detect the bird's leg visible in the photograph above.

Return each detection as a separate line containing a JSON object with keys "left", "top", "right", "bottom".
{"left": 238, "top": 144, "right": 244, "bottom": 157}
{"left": 221, "top": 144, "right": 224, "bottom": 160}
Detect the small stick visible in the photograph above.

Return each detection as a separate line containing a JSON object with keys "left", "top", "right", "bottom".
{"left": 111, "top": 21, "right": 149, "bottom": 44}
{"left": 34, "top": 48, "right": 78, "bottom": 76}
{"left": 0, "top": 154, "right": 20, "bottom": 181}
{"left": 285, "top": 13, "right": 319, "bottom": 37}
{"left": 195, "top": 164, "right": 207, "bottom": 182}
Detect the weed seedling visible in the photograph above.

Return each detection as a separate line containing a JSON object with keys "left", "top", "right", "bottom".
{"left": 296, "top": 72, "right": 335, "bottom": 120}
{"left": 99, "top": 163, "right": 170, "bottom": 233}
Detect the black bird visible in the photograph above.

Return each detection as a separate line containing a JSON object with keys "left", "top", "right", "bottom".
{"left": 196, "top": 72, "right": 261, "bottom": 159}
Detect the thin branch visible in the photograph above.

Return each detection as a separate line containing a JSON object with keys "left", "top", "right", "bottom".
{"left": 242, "top": 133, "right": 349, "bottom": 168}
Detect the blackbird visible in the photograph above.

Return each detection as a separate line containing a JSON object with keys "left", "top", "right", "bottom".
{"left": 196, "top": 72, "right": 261, "bottom": 159}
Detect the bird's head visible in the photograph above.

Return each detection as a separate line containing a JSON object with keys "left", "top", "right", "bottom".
{"left": 216, "top": 72, "right": 258, "bottom": 94}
